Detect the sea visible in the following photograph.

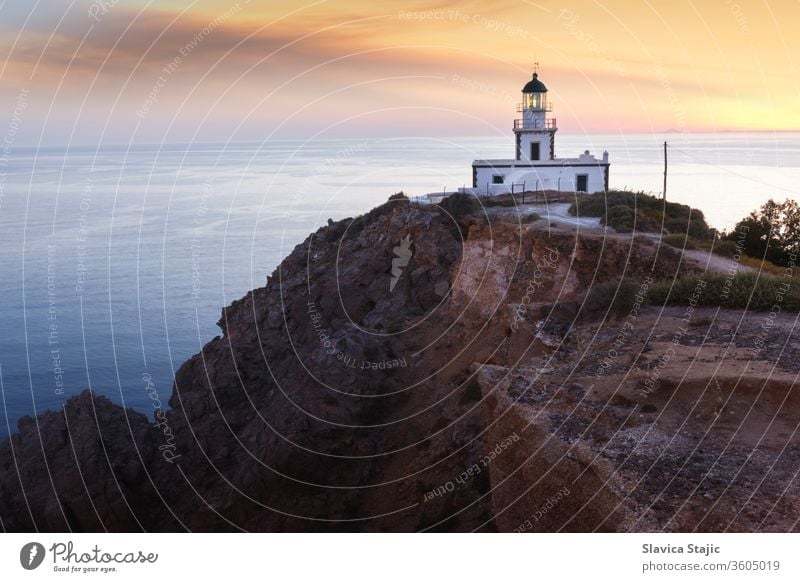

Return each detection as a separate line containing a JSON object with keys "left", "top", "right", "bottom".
{"left": 1, "top": 132, "right": 798, "bottom": 437}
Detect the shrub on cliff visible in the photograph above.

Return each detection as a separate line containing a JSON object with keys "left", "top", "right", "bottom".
{"left": 666, "top": 217, "right": 710, "bottom": 240}
{"left": 711, "top": 239, "right": 738, "bottom": 257}
{"left": 603, "top": 204, "right": 659, "bottom": 233}
{"left": 647, "top": 272, "right": 800, "bottom": 311}
{"left": 438, "top": 193, "right": 478, "bottom": 218}
{"left": 569, "top": 190, "right": 710, "bottom": 237}
{"left": 581, "top": 277, "right": 642, "bottom": 320}
{"left": 605, "top": 204, "right": 636, "bottom": 232}
{"left": 662, "top": 233, "right": 698, "bottom": 250}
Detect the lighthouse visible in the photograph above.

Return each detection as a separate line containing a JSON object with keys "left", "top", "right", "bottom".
{"left": 468, "top": 69, "right": 609, "bottom": 195}
{"left": 514, "top": 72, "right": 556, "bottom": 162}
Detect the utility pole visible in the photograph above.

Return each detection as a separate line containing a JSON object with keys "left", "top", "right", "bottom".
{"left": 663, "top": 141, "right": 668, "bottom": 201}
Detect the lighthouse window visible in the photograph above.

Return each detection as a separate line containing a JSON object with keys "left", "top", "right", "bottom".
{"left": 492, "top": 174, "right": 504, "bottom": 184}
{"left": 530, "top": 142, "right": 540, "bottom": 161}
{"left": 576, "top": 174, "right": 589, "bottom": 192}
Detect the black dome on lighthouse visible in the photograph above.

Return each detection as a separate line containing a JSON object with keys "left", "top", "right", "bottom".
{"left": 522, "top": 72, "right": 547, "bottom": 93}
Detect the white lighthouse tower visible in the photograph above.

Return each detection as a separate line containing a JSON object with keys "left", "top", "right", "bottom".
{"left": 514, "top": 71, "right": 556, "bottom": 162}
{"left": 468, "top": 68, "right": 609, "bottom": 195}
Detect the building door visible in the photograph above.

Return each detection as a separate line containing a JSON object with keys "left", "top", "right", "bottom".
{"left": 576, "top": 174, "right": 588, "bottom": 192}
{"left": 530, "top": 142, "right": 540, "bottom": 161}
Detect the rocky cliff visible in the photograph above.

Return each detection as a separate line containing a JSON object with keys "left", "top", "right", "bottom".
{"left": 1, "top": 198, "right": 798, "bottom": 532}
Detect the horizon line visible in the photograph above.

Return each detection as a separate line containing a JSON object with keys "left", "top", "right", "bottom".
{"left": 11, "top": 128, "right": 800, "bottom": 151}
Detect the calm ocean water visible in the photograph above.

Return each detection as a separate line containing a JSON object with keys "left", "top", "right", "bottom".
{"left": 0, "top": 133, "right": 798, "bottom": 437}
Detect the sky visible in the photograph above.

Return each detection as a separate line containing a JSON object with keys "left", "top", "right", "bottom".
{"left": 1, "top": 0, "right": 798, "bottom": 145}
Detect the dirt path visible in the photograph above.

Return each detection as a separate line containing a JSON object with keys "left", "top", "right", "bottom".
{"left": 486, "top": 202, "right": 604, "bottom": 230}
{"left": 681, "top": 248, "right": 752, "bottom": 274}
{"left": 636, "top": 233, "right": 754, "bottom": 275}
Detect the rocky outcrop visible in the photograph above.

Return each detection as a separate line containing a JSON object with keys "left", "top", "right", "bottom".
{"left": 0, "top": 392, "right": 158, "bottom": 531}
{"left": 1, "top": 199, "right": 798, "bottom": 531}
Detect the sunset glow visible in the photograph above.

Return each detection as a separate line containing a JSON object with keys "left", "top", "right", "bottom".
{"left": 2, "top": 0, "right": 798, "bottom": 145}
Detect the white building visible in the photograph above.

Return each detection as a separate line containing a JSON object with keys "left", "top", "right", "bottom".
{"left": 466, "top": 71, "right": 609, "bottom": 196}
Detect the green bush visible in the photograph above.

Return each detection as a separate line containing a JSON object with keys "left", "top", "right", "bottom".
{"left": 526, "top": 212, "right": 541, "bottom": 222}
{"left": 606, "top": 204, "right": 635, "bottom": 232}
{"left": 663, "top": 218, "right": 685, "bottom": 233}
{"left": 602, "top": 205, "right": 659, "bottom": 233}
{"left": 639, "top": 207, "right": 663, "bottom": 223}
{"left": 662, "top": 233, "right": 698, "bottom": 250}
{"left": 647, "top": 272, "right": 800, "bottom": 311}
{"left": 569, "top": 190, "right": 710, "bottom": 238}
{"left": 438, "top": 193, "right": 477, "bottom": 218}
{"left": 711, "top": 239, "right": 739, "bottom": 258}
{"left": 688, "top": 218, "right": 710, "bottom": 239}
{"left": 582, "top": 278, "right": 642, "bottom": 319}
{"left": 664, "top": 217, "right": 709, "bottom": 239}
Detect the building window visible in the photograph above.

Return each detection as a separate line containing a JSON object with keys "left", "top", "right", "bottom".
{"left": 530, "top": 142, "right": 540, "bottom": 161}
{"left": 492, "top": 175, "right": 504, "bottom": 184}
{"left": 576, "top": 174, "right": 588, "bottom": 193}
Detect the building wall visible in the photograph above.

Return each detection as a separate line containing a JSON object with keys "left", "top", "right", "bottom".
{"left": 473, "top": 164, "right": 607, "bottom": 194}
{"left": 516, "top": 131, "right": 554, "bottom": 161}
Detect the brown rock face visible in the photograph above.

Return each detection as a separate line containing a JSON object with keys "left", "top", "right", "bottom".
{"left": 0, "top": 392, "right": 157, "bottom": 532}
{"left": 1, "top": 200, "right": 798, "bottom": 531}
